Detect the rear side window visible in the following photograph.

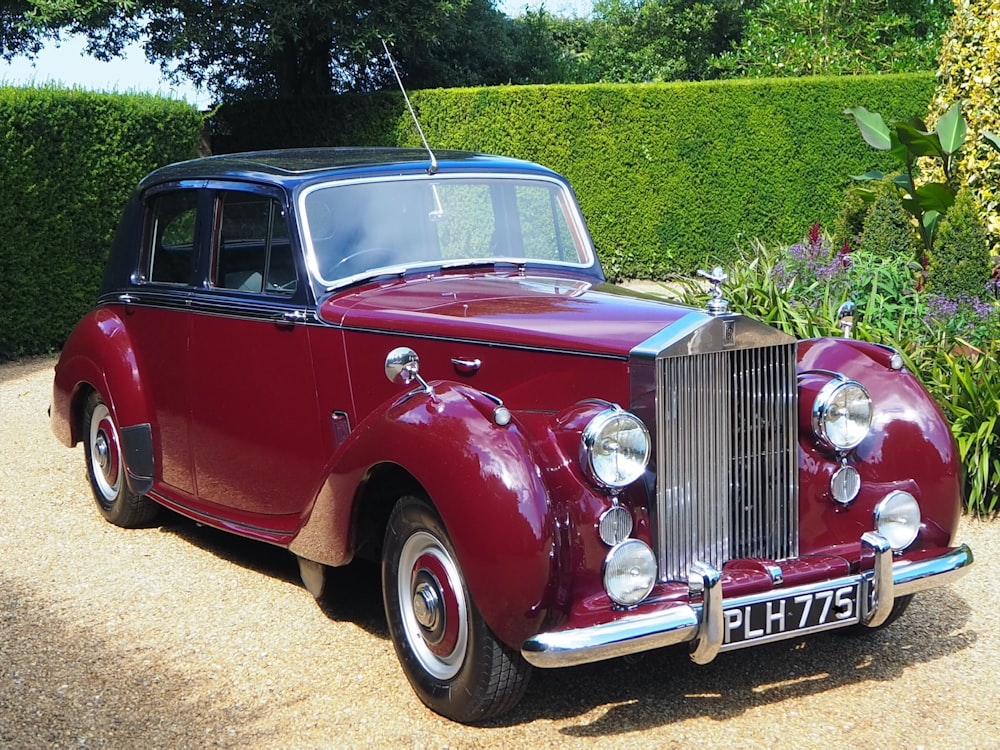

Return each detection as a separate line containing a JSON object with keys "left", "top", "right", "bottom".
{"left": 148, "top": 192, "right": 198, "bottom": 284}
{"left": 214, "top": 192, "right": 296, "bottom": 296}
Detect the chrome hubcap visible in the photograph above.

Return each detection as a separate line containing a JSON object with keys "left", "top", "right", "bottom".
{"left": 95, "top": 433, "right": 110, "bottom": 471}
{"left": 413, "top": 581, "right": 441, "bottom": 630}
{"left": 89, "top": 403, "right": 121, "bottom": 502}
{"left": 397, "top": 530, "right": 469, "bottom": 680}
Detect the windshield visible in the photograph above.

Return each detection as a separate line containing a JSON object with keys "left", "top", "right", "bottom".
{"left": 300, "top": 175, "right": 595, "bottom": 287}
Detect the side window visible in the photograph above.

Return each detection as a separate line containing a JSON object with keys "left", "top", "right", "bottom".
{"left": 215, "top": 192, "right": 296, "bottom": 296}
{"left": 148, "top": 191, "right": 198, "bottom": 284}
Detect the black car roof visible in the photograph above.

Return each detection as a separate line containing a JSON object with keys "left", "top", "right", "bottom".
{"left": 140, "top": 148, "right": 557, "bottom": 189}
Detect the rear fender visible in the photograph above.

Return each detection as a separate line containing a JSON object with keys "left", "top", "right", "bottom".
{"left": 52, "top": 309, "right": 154, "bottom": 491}
{"left": 291, "top": 382, "right": 557, "bottom": 648}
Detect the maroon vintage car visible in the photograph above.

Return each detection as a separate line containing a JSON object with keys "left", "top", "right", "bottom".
{"left": 52, "top": 148, "right": 973, "bottom": 722}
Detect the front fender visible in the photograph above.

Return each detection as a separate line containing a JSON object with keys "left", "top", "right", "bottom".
{"left": 797, "top": 338, "right": 962, "bottom": 552}
{"left": 292, "top": 382, "right": 557, "bottom": 649}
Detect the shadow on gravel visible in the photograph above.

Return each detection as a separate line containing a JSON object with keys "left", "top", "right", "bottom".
{"left": 0, "top": 574, "right": 237, "bottom": 747}
{"left": 156, "top": 510, "right": 388, "bottom": 638}
{"left": 491, "top": 585, "right": 975, "bottom": 734}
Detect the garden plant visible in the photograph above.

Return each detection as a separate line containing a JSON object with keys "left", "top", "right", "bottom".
{"left": 670, "top": 225, "right": 1000, "bottom": 517}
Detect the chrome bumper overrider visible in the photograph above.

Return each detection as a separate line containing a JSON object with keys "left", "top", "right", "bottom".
{"left": 521, "top": 534, "right": 973, "bottom": 669}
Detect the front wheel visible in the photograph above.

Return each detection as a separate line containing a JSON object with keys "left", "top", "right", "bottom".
{"left": 382, "top": 495, "right": 530, "bottom": 723}
{"left": 83, "top": 392, "right": 159, "bottom": 528}
{"left": 840, "top": 594, "right": 914, "bottom": 636}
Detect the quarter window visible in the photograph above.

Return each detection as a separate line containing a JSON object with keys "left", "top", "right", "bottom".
{"left": 148, "top": 192, "right": 198, "bottom": 285}
{"left": 215, "top": 192, "right": 296, "bottom": 295}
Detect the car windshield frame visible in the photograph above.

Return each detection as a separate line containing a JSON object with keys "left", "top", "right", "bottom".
{"left": 296, "top": 172, "right": 599, "bottom": 291}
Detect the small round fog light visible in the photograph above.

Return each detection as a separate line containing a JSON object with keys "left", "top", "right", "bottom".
{"left": 831, "top": 465, "right": 861, "bottom": 505}
{"left": 875, "top": 490, "right": 921, "bottom": 551}
{"left": 603, "top": 539, "right": 656, "bottom": 606}
{"left": 599, "top": 505, "right": 634, "bottom": 546}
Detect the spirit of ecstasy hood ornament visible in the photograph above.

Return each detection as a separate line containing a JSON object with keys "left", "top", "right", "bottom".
{"left": 697, "top": 267, "right": 729, "bottom": 316}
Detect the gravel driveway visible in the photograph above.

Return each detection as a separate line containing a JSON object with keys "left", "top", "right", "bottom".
{"left": 1, "top": 355, "right": 996, "bottom": 749}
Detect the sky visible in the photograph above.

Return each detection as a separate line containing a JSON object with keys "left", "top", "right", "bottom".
{"left": 0, "top": 0, "right": 592, "bottom": 107}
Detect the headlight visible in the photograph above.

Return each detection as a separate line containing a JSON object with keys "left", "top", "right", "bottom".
{"left": 875, "top": 491, "right": 921, "bottom": 551}
{"left": 812, "top": 379, "right": 872, "bottom": 451}
{"left": 603, "top": 539, "right": 657, "bottom": 606}
{"left": 581, "top": 408, "right": 650, "bottom": 489}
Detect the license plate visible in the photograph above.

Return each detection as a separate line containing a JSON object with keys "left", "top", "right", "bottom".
{"left": 722, "top": 582, "right": 861, "bottom": 650}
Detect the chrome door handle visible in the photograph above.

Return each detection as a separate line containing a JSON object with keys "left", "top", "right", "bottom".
{"left": 278, "top": 310, "right": 309, "bottom": 324}
{"left": 118, "top": 293, "right": 138, "bottom": 304}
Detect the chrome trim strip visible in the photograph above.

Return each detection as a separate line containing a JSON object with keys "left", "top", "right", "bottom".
{"left": 521, "top": 540, "right": 973, "bottom": 669}
{"left": 337, "top": 324, "right": 628, "bottom": 361}
{"left": 630, "top": 311, "right": 709, "bottom": 361}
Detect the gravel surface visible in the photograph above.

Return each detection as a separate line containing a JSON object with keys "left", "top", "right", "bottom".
{"left": 1, "top": 355, "right": 996, "bottom": 749}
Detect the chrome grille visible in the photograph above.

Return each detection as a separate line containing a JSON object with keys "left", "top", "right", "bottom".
{"left": 655, "top": 343, "right": 798, "bottom": 582}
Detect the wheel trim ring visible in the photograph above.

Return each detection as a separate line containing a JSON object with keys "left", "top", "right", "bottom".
{"left": 397, "top": 530, "right": 469, "bottom": 681}
{"left": 89, "top": 404, "right": 122, "bottom": 502}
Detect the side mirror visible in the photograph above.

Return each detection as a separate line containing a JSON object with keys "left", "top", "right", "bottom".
{"left": 385, "top": 347, "right": 434, "bottom": 394}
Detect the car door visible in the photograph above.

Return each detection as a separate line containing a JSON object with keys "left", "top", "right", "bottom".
{"left": 126, "top": 185, "right": 202, "bottom": 495}
{"left": 186, "top": 185, "right": 326, "bottom": 520}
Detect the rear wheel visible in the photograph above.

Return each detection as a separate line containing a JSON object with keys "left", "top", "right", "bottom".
{"left": 83, "top": 392, "right": 159, "bottom": 528}
{"left": 382, "top": 495, "right": 530, "bottom": 723}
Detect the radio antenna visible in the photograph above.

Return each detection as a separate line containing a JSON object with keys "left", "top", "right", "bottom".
{"left": 380, "top": 37, "right": 438, "bottom": 175}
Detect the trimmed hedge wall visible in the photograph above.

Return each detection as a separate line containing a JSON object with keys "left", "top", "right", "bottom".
{"left": 214, "top": 74, "right": 936, "bottom": 279}
{"left": 0, "top": 88, "right": 203, "bottom": 360}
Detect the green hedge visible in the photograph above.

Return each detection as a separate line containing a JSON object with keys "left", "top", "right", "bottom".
{"left": 0, "top": 88, "right": 203, "bottom": 360}
{"left": 214, "top": 74, "right": 936, "bottom": 279}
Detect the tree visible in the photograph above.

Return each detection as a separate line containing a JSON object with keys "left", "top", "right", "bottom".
{"left": 578, "top": 0, "right": 747, "bottom": 83}
{"left": 16, "top": 0, "right": 469, "bottom": 98}
{"left": 395, "top": 1, "right": 576, "bottom": 88}
{"left": 716, "top": 0, "right": 951, "bottom": 78}
{"left": 1, "top": 1, "right": 56, "bottom": 59}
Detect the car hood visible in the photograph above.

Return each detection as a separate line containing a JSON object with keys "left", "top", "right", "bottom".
{"left": 320, "top": 272, "right": 699, "bottom": 358}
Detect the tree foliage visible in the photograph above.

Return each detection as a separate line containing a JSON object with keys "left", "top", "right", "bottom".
{"left": 567, "top": 0, "right": 747, "bottom": 83}
{"left": 716, "top": 0, "right": 951, "bottom": 78}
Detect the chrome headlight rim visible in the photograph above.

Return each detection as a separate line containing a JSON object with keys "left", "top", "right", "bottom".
{"left": 581, "top": 408, "right": 651, "bottom": 490}
{"left": 874, "top": 490, "right": 922, "bottom": 551}
{"left": 811, "top": 378, "right": 872, "bottom": 452}
{"left": 603, "top": 538, "right": 657, "bottom": 606}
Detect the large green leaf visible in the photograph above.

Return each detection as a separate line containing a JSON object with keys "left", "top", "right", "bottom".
{"left": 851, "top": 170, "right": 885, "bottom": 181}
{"left": 845, "top": 106, "right": 891, "bottom": 151}
{"left": 936, "top": 102, "right": 967, "bottom": 155}
{"left": 922, "top": 209, "right": 941, "bottom": 237}
{"left": 893, "top": 173, "right": 915, "bottom": 194}
{"left": 984, "top": 131, "right": 1000, "bottom": 154}
{"left": 914, "top": 182, "right": 956, "bottom": 213}
{"left": 896, "top": 122, "right": 943, "bottom": 158}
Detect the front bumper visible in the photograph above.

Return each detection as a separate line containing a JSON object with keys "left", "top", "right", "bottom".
{"left": 521, "top": 533, "right": 973, "bottom": 668}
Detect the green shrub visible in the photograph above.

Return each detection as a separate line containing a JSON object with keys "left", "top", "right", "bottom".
{"left": 929, "top": 347, "right": 1000, "bottom": 516}
{"left": 0, "top": 87, "right": 203, "bottom": 360}
{"left": 927, "top": 189, "right": 992, "bottom": 299}
{"left": 859, "top": 178, "right": 922, "bottom": 260}
{"left": 832, "top": 184, "right": 869, "bottom": 252}
{"left": 213, "top": 74, "right": 937, "bottom": 280}
{"left": 680, "top": 230, "right": 1000, "bottom": 515}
